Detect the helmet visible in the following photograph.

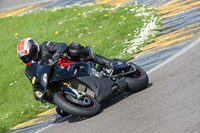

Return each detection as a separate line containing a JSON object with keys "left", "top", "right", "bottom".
{"left": 17, "top": 38, "right": 40, "bottom": 64}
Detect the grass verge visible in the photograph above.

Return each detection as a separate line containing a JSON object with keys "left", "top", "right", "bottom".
{"left": 0, "top": 4, "right": 161, "bottom": 133}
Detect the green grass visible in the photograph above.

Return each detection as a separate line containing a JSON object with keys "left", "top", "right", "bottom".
{"left": 0, "top": 4, "right": 161, "bottom": 133}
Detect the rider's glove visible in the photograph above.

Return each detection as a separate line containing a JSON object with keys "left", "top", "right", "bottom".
{"left": 52, "top": 52, "right": 62, "bottom": 61}
{"left": 86, "top": 50, "right": 95, "bottom": 60}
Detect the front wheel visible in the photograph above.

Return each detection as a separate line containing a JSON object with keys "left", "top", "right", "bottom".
{"left": 53, "top": 91, "right": 100, "bottom": 117}
{"left": 125, "top": 63, "right": 149, "bottom": 93}
{"left": 56, "top": 107, "right": 69, "bottom": 117}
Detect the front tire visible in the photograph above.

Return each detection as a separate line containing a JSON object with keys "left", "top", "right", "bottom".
{"left": 56, "top": 107, "right": 69, "bottom": 117}
{"left": 53, "top": 91, "right": 100, "bottom": 117}
{"left": 125, "top": 63, "right": 149, "bottom": 93}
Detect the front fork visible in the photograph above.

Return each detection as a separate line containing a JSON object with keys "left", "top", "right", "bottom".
{"left": 61, "top": 82, "right": 85, "bottom": 99}
{"left": 40, "top": 82, "right": 85, "bottom": 103}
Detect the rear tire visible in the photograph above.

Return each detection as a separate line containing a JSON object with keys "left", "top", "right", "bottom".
{"left": 125, "top": 63, "right": 149, "bottom": 93}
{"left": 53, "top": 91, "right": 100, "bottom": 117}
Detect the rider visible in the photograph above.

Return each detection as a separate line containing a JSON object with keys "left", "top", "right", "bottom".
{"left": 17, "top": 38, "right": 125, "bottom": 100}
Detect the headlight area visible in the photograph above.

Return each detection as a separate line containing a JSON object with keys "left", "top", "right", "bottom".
{"left": 42, "top": 73, "right": 48, "bottom": 85}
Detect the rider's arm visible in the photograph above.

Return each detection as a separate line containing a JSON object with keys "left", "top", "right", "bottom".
{"left": 41, "top": 41, "right": 68, "bottom": 54}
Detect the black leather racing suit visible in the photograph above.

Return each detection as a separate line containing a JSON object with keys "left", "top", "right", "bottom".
{"left": 39, "top": 41, "right": 68, "bottom": 64}
{"left": 39, "top": 41, "right": 113, "bottom": 68}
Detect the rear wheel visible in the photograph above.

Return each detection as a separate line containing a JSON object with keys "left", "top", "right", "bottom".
{"left": 53, "top": 91, "right": 100, "bottom": 117}
{"left": 125, "top": 63, "right": 149, "bottom": 93}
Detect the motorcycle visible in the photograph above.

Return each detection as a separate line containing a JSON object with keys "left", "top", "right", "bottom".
{"left": 25, "top": 50, "right": 149, "bottom": 117}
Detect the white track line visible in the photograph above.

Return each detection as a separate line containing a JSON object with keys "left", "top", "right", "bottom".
{"left": 147, "top": 37, "right": 200, "bottom": 74}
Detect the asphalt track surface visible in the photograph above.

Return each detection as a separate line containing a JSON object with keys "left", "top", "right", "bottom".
{"left": 34, "top": 38, "right": 200, "bottom": 133}
{"left": 0, "top": 0, "right": 52, "bottom": 11}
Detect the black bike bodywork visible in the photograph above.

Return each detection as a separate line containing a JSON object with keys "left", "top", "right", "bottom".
{"left": 25, "top": 57, "right": 149, "bottom": 117}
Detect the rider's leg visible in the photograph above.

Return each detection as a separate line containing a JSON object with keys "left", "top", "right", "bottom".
{"left": 68, "top": 42, "right": 127, "bottom": 69}
{"left": 87, "top": 50, "right": 113, "bottom": 68}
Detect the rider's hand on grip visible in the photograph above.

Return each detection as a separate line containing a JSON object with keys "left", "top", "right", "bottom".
{"left": 52, "top": 52, "right": 62, "bottom": 61}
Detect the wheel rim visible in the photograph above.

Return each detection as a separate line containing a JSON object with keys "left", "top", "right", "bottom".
{"left": 60, "top": 91, "right": 96, "bottom": 109}
{"left": 66, "top": 95, "right": 91, "bottom": 106}
{"left": 127, "top": 64, "right": 143, "bottom": 78}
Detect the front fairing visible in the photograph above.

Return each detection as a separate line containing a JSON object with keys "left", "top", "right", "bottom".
{"left": 25, "top": 61, "right": 52, "bottom": 96}
{"left": 25, "top": 60, "right": 93, "bottom": 99}
{"left": 25, "top": 62, "right": 37, "bottom": 83}
{"left": 36, "top": 61, "right": 52, "bottom": 93}
{"left": 50, "top": 62, "right": 91, "bottom": 82}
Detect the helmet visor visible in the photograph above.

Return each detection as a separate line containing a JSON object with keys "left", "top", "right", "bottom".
{"left": 20, "top": 54, "right": 32, "bottom": 64}
{"left": 30, "top": 43, "right": 39, "bottom": 60}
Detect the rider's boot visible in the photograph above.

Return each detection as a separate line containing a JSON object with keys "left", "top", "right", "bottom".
{"left": 68, "top": 42, "right": 128, "bottom": 70}
{"left": 87, "top": 50, "right": 128, "bottom": 71}
{"left": 87, "top": 50, "right": 113, "bottom": 68}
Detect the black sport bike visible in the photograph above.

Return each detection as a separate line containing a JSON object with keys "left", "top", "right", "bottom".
{"left": 25, "top": 52, "right": 148, "bottom": 117}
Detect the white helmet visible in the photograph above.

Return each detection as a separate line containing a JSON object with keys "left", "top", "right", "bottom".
{"left": 17, "top": 38, "right": 40, "bottom": 64}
